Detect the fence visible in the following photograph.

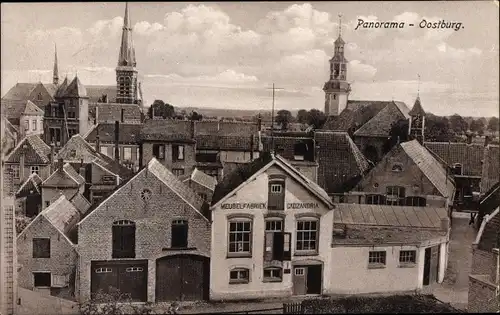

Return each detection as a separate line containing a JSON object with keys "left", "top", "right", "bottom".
{"left": 282, "top": 302, "right": 303, "bottom": 314}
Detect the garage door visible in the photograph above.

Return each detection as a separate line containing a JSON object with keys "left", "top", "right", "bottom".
{"left": 156, "top": 255, "right": 209, "bottom": 302}
{"left": 91, "top": 260, "right": 148, "bottom": 302}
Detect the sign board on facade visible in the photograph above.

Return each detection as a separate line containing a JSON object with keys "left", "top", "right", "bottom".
{"left": 220, "top": 202, "right": 320, "bottom": 210}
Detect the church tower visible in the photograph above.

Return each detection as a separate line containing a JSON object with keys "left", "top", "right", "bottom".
{"left": 323, "top": 15, "right": 351, "bottom": 116}
{"left": 408, "top": 95, "right": 426, "bottom": 144}
{"left": 116, "top": 2, "right": 138, "bottom": 105}
{"left": 53, "top": 44, "right": 59, "bottom": 86}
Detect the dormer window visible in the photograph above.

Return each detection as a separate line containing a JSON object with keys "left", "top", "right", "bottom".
{"left": 391, "top": 164, "right": 403, "bottom": 172}
{"left": 37, "top": 93, "right": 43, "bottom": 101}
{"left": 453, "top": 163, "right": 463, "bottom": 175}
{"left": 293, "top": 142, "right": 308, "bottom": 161}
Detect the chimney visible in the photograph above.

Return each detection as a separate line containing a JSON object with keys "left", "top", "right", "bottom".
{"left": 20, "top": 144, "right": 27, "bottom": 180}
{"left": 440, "top": 217, "right": 450, "bottom": 232}
{"left": 190, "top": 120, "right": 195, "bottom": 139}
{"left": 467, "top": 134, "right": 473, "bottom": 144}
{"left": 50, "top": 143, "right": 55, "bottom": 166}
{"left": 58, "top": 158, "right": 64, "bottom": 172}
{"left": 79, "top": 165, "right": 86, "bottom": 182}
{"left": 103, "top": 94, "right": 108, "bottom": 103}
{"left": 257, "top": 114, "right": 262, "bottom": 131}
{"left": 484, "top": 135, "right": 491, "bottom": 147}
{"left": 250, "top": 135, "right": 254, "bottom": 160}
{"left": 121, "top": 108, "right": 125, "bottom": 123}
{"left": 95, "top": 106, "right": 99, "bottom": 124}
{"left": 114, "top": 121, "right": 120, "bottom": 162}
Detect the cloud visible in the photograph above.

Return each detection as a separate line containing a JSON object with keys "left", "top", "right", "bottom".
{"left": 437, "top": 43, "right": 482, "bottom": 58}
{"left": 144, "top": 69, "right": 258, "bottom": 87}
{"left": 88, "top": 16, "right": 123, "bottom": 37}
{"left": 134, "top": 21, "right": 164, "bottom": 36}
{"left": 348, "top": 60, "right": 377, "bottom": 81}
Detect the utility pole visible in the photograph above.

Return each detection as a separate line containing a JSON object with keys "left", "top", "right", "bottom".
{"left": 266, "top": 83, "right": 284, "bottom": 154}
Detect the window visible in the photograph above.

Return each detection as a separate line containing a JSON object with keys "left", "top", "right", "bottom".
{"left": 100, "top": 146, "right": 108, "bottom": 156}
{"left": 172, "top": 169, "right": 185, "bottom": 176}
{"left": 405, "top": 196, "right": 427, "bottom": 207}
{"left": 32, "top": 238, "right": 50, "bottom": 258}
{"left": 293, "top": 142, "right": 308, "bottom": 161}
{"left": 268, "top": 179, "right": 285, "bottom": 211}
{"left": 399, "top": 250, "right": 416, "bottom": 264}
{"left": 295, "top": 268, "right": 305, "bottom": 276}
{"left": 229, "top": 268, "right": 249, "bottom": 284}
{"left": 112, "top": 220, "right": 136, "bottom": 258}
{"left": 228, "top": 219, "right": 252, "bottom": 256}
{"left": 172, "top": 145, "right": 185, "bottom": 161}
{"left": 68, "top": 129, "right": 77, "bottom": 138}
{"left": 453, "top": 163, "right": 463, "bottom": 175}
{"left": 368, "top": 251, "right": 386, "bottom": 267}
{"left": 37, "top": 93, "right": 43, "bottom": 101}
{"left": 391, "top": 164, "right": 403, "bottom": 172}
{"left": 263, "top": 267, "right": 283, "bottom": 282}
{"left": 30, "top": 166, "right": 39, "bottom": 175}
{"left": 196, "top": 152, "right": 218, "bottom": 163}
{"left": 333, "top": 94, "right": 337, "bottom": 100}
{"left": 25, "top": 120, "right": 29, "bottom": 131}
{"left": 366, "top": 194, "right": 386, "bottom": 205}
{"left": 296, "top": 219, "right": 319, "bottom": 253}
{"left": 171, "top": 220, "right": 188, "bottom": 248}
{"left": 140, "top": 189, "right": 152, "bottom": 202}
{"left": 265, "top": 219, "right": 283, "bottom": 232}
{"left": 32, "top": 120, "right": 37, "bottom": 131}
{"left": 9, "top": 165, "right": 20, "bottom": 179}
{"left": 45, "top": 201, "right": 50, "bottom": 207}
{"left": 264, "top": 219, "right": 290, "bottom": 262}
{"left": 33, "top": 272, "right": 51, "bottom": 287}
{"left": 153, "top": 144, "right": 165, "bottom": 159}
{"left": 123, "top": 147, "right": 132, "bottom": 161}
{"left": 386, "top": 186, "right": 406, "bottom": 206}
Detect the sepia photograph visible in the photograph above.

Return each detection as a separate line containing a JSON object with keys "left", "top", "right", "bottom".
{"left": 0, "top": 1, "right": 498, "bottom": 314}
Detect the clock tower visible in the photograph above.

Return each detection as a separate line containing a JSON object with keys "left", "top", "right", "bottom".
{"left": 323, "top": 15, "right": 351, "bottom": 116}
{"left": 408, "top": 96, "right": 426, "bottom": 144}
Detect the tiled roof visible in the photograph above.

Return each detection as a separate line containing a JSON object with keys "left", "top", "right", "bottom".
{"left": 401, "top": 140, "right": 455, "bottom": 198}
{"left": 261, "top": 135, "right": 315, "bottom": 161}
{"left": 147, "top": 158, "right": 208, "bottom": 217}
{"left": 477, "top": 208, "right": 500, "bottom": 252}
{"left": 314, "top": 131, "right": 370, "bottom": 194}
{"left": 424, "top": 142, "right": 485, "bottom": 177}
{"left": 69, "top": 192, "right": 91, "bottom": 215}
{"left": 23, "top": 100, "right": 44, "bottom": 115}
{"left": 15, "top": 173, "right": 43, "bottom": 197}
{"left": 480, "top": 145, "right": 499, "bottom": 194}
{"left": 85, "top": 123, "right": 141, "bottom": 144}
{"left": 55, "top": 77, "right": 69, "bottom": 98}
{"left": 333, "top": 204, "right": 448, "bottom": 228}
{"left": 42, "top": 163, "right": 84, "bottom": 188}
{"left": 55, "top": 135, "right": 134, "bottom": 179}
{"left": 196, "top": 120, "right": 258, "bottom": 135}
{"left": 64, "top": 76, "right": 87, "bottom": 98}
{"left": 408, "top": 97, "right": 425, "bottom": 116}
{"left": 42, "top": 195, "right": 81, "bottom": 240}
{"left": 194, "top": 121, "right": 259, "bottom": 151}
{"left": 2, "top": 82, "right": 57, "bottom": 101}
{"left": 478, "top": 182, "right": 500, "bottom": 226}
{"left": 190, "top": 168, "right": 217, "bottom": 191}
{"left": 141, "top": 119, "right": 194, "bottom": 142}
{"left": 86, "top": 85, "right": 117, "bottom": 103}
{"left": 353, "top": 102, "right": 410, "bottom": 137}
{"left": 4, "top": 134, "right": 51, "bottom": 164}
{"left": 212, "top": 152, "right": 274, "bottom": 205}
{"left": 1, "top": 99, "right": 38, "bottom": 123}
{"left": 322, "top": 100, "right": 390, "bottom": 131}
{"left": 89, "top": 103, "right": 142, "bottom": 124}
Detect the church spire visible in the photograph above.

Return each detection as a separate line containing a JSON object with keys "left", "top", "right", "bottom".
{"left": 53, "top": 43, "right": 59, "bottom": 85}
{"left": 118, "top": 2, "right": 136, "bottom": 67}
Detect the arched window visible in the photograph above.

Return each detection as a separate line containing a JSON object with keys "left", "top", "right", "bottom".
{"left": 112, "top": 220, "right": 136, "bottom": 258}
{"left": 405, "top": 196, "right": 427, "bottom": 207}
{"left": 229, "top": 267, "right": 249, "bottom": 284}
{"left": 391, "top": 164, "right": 403, "bottom": 172}
{"left": 366, "top": 194, "right": 386, "bottom": 205}
{"left": 453, "top": 163, "right": 463, "bottom": 175}
{"left": 386, "top": 186, "right": 406, "bottom": 206}
{"left": 171, "top": 219, "right": 188, "bottom": 248}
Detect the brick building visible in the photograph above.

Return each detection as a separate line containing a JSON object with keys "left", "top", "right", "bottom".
{"left": 352, "top": 140, "right": 455, "bottom": 208}
{"left": 480, "top": 144, "right": 499, "bottom": 197}
{"left": 180, "top": 168, "right": 217, "bottom": 204}
{"left": 41, "top": 160, "right": 85, "bottom": 211}
{"left": 330, "top": 204, "right": 450, "bottom": 294}
{"left": 209, "top": 152, "right": 334, "bottom": 300}
{"left": 16, "top": 195, "right": 80, "bottom": 300}
{"left": 77, "top": 158, "right": 211, "bottom": 303}
{"left": 468, "top": 184, "right": 500, "bottom": 313}
{"left": 15, "top": 173, "right": 43, "bottom": 217}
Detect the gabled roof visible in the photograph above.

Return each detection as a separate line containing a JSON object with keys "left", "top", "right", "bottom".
{"left": 1, "top": 99, "right": 41, "bottom": 124}
{"left": 261, "top": 134, "right": 315, "bottom": 162}
{"left": 322, "top": 100, "right": 391, "bottom": 131}
{"left": 17, "top": 195, "right": 80, "bottom": 244}
{"left": 15, "top": 172, "right": 43, "bottom": 197}
{"left": 190, "top": 168, "right": 217, "bottom": 191}
{"left": 476, "top": 207, "right": 500, "bottom": 252}
{"left": 42, "top": 163, "right": 85, "bottom": 188}
{"left": 55, "top": 77, "right": 69, "bottom": 98}
{"left": 4, "top": 134, "right": 51, "bottom": 164}
{"left": 86, "top": 85, "right": 117, "bottom": 103}
{"left": 353, "top": 101, "right": 410, "bottom": 137}
{"left": 85, "top": 123, "right": 141, "bottom": 144}
{"left": 64, "top": 76, "right": 87, "bottom": 98}
{"left": 23, "top": 100, "right": 44, "bottom": 115}
{"left": 2, "top": 82, "right": 57, "bottom": 101}
{"left": 408, "top": 96, "right": 425, "bottom": 116}
{"left": 480, "top": 144, "right": 499, "bottom": 194}
{"left": 195, "top": 135, "right": 258, "bottom": 151}
{"left": 89, "top": 103, "right": 142, "bottom": 124}
{"left": 211, "top": 152, "right": 333, "bottom": 209}
{"left": 78, "top": 158, "right": 209, "bottom": 226}
{"left": 478, "top": 182, "right": 500, "bottom": 223}
{"left": 141, "top": 119, "right": 194, "bottom": 142}
{"left": 401, "top": 140, "right": 455, "bottom": 198}
{"left": 314, "top": 130, "right": 370, "bottom": 194}
{"left": 424, "top": 142, "right": 485, "bottom": 177}
{"left": 69, "top": 192, "right": 91, "bottom": 215}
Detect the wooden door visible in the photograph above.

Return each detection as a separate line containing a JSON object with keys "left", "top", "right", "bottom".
{"left": 293, "top": 267, "right": 307, "bottom": 296}
{"left": 429, "top": 246, "right": 439, "bottom": 284}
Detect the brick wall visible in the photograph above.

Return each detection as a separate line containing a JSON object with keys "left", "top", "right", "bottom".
{"left": 468, "top": 276, "right": 498, "bottom": 313}
{"left": 141, "top": 142, "right": 196, "bottom": 175}
{"left": 17, "top": 216, "right": 77, "bottom": 300}
{"left": 186, "top": 180, "right": 214, "bottom": 205}
{"left": 77, "top": 168, "right": 211, "bottom": 302}
{"left": 471, "top": 245, "right": 495, "bottom": 278}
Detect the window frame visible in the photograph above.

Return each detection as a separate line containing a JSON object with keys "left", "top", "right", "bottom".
{"left": 172, "top": 168, "right": 185, "bottom": 176}
{"left": 386, "top": 186, "right": 406, "bottom": 206}
{"left": 32, "top": 119, "right": 37, "bottom": 131}
{"left": 25, "top": 120, "right": 29, "bottom": 131}
{"left": 268, "top": 177, "right": 285, "bottom": 211}
{"left": 295, "top": 218, "right": 319, "bottom": 255}
{"left": 152, "top": 144, "right": 165, "bottom": 160}
{"left": 365, "top": 194, "right": 386, "bottom": 205}
{"left": 123, "top": 147, "right": 132, "bottom": 161}
{"left": 227, "top": 217, "right": 253, "bottom": 258}
{"left": 399, "top": 250, "right": 417, "bottom": 267}
{"left": 263, "top": 267, "right": 283, "bottom": 282}
{"left": 33, "top": 272, "right": 51, "bottom": 287}
{"left": 112, "top": 220, "right": 136, "bottom": 259}
{"left": 30, "top": 165, "right": 40, "bottom": 175}
{"left": 171, "top": 219, "right": 189, "bottom": 248}
{"left": 391, "top": 163, "right": 403, "bottom": 172}
{"left": 368, "top": 250, "right": 387, "bottom": 268}
{"left": 229, "top": 268, "right": 250, "bottom": 284}
{"left": 172, "top": 144, "right": 185, "bottom": 162}
{"left": 32, "top": 238, "right": 51, "bottom": 258}
{"left": 9, "top": 165, "right": 20, "bottom": 179}
{"left": 405, "top": 196, "right": 427, "bottom": 207}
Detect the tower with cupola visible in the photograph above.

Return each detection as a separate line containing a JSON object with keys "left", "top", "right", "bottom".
{"left": 323, "top": 15, "right": 351, "bottom": 116}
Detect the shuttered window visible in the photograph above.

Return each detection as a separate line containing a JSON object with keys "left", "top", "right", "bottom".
{"left": 153, "top": 144, "right": 165, "bottom": 159}
{"left": 171, "top": 220, "right": 188, "bottom": 248}
{"left": 112, "top": 220, "right": 136, "bottom": 258}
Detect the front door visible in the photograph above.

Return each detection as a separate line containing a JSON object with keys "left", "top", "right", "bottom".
{"left": 306, "top": 265, "right": 322, "bottom": 294}
{"left": 293, "top": 265, "right": 322, "bottom": 295}
{"left": 292, "top": 267, "right": 306, "bottom": 295}
{"left": 423, "top": 248, "right": 431, "bottom": 285}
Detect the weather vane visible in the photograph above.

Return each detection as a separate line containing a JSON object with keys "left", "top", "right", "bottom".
{"left": 417, "top": 74, "right": 421, "bottom": 97}
{"left": 338, "top": 14, "right": 343, "bottom": 37}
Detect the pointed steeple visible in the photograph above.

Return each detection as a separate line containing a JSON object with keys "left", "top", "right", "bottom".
{"left": 118, "top": 2, "right": 136, "bottom": 67}
{"left": 409, "top": 96, "right": 426, "bottom": 116}
{"left": 53, "top": 44, "right": 59, "bottom": 85}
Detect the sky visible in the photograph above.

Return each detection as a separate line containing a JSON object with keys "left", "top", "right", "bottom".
{"left": 1, "top": 1, "right": 499, "bottom": 117}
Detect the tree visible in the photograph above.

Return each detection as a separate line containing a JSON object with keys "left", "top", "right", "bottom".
{"left": 449, "top": 114, "right": 468, "bottom": 135}
{"left": 469, "top": 118, "right": 485, "bottom": 136}
{"left": 425, "top": 115, "right": 454, "bottom": 142}
{"left": 275, "top": 109, "right": 293, "bottom": 130}
{"left": 383, "top": 119, "right": 410, "bottom": 154}
{"left": 487, "top": 117, "right": 499, "bottom": 132}
{"left": 147, "top": 100, "right": 175, "bottom": 119}
{"left": 296, "top": 109, "right": 310, "bottom": 124}
{"left": 307, "top": 109, "right": 327, "bottom": 129}
{"left": 188, "top": 111, "right": 203, "bottom": 121}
